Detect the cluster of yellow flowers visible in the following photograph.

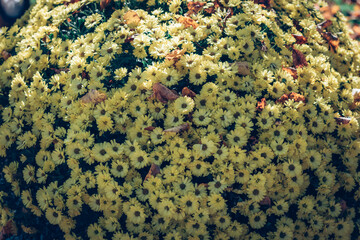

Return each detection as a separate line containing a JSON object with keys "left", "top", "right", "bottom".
{"left": 0, "top": 0, "right": 360, "bottom": 239}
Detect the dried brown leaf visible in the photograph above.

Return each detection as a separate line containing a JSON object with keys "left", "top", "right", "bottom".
{"left": 0, "top": 220, "right": 17, "bottom": 240}
{"left": 1, "top": 50, "right": 11, "bottom": 61}
{"left": 316, "top": 19, "right": 333, "bottom": 32}
{"left": 148, "top": 83, "right": 179, "bottom": 103}
{"left": 350, "top": 89, "right": 360, "bottom": 109}
{"left": 204, "top": 0, "right": 220, "bottom": 14}
{"left": 186, "top": 1, "right": 206, "bottom": 16}
{"left": 100, "top": 0, "right": 111, "bottom": 10}
{"left": 276, "top": 93, "right": 289, "bottom": 104}
{"left": 63, "top": 0, "right": 81, "bottom": 6}
{"left": 50, "top": 68, "right": 69, "bottom": 74}
{"left": 123, "top": 10, "right": 141, "bottom": 27}
{"left": 288, "top": 92, "right": 306, "bottom": 102}
{"left": 125, "top": 34, "right": 139, "bottom": 43}
{"left": 321, "top": 32, "right": 340, "bottom": 53}
{"left": 292, "top": 48, "right": 308, "bottom": 68}
{"left": 254, "top": 0, "right": 272, "bottom": 8}
{"left": 353, "top": 89, "right": 360, "bottom": 102}
{"left": 259, "top": 196, "right": 271, "bottom": 206}
{"left": 256, "top": 98, "right": 266, "bottom": 111}
{"left": 234, "top": 61, "right": 251, "bottom": 76}
{"left": 165, "top": 49, "right": 186, "bottom": 62}
{"left": 164, "top": 123, "right": 190, "bottom": 133}
{"left": 292, "top": 34, "right": 307, "bottom": 45}
{"left": 80, "top": 89, "right": 107, "bottom": 105}
{"left": 276, "top": 92, "right": 305, "bottom": 104}
{"left": 144, "top": 126, "right": 156, "bottom": 131}
{"left": 182, "top": 87, "right": 196, "bottom": 98}
{"left": 177, "top": 16, "right": 199, "bottom": 29}
{"left": 335, "top": 117, "right": 351, "bottom": 125}
{"left": 282, "top": 66, "right": 297, "bottom": 79}
{"left": 144, "top": 163, "right": 161, "bottom": 182}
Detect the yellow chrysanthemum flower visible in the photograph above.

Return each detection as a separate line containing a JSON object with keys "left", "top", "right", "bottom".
{"left": 173, "top": 96, "right": 195, "bottom": 115}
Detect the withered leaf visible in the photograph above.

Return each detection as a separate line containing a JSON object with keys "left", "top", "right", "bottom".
{"left": 292, "top": 34, "right": 307, "bottom": 45}
{"left": 182, "top": 87, "right": 196, "bottom": 98}
{"left": 177, "top": 16, "right": 198, "bottom": 29}
{"left": 276, "top": 93, "right": 288, "bottom": 103}
{"left": 282, "top": 66, "right": 298, "bottom": 79}
{"left": 276, "top": 92, "right": 305, "bottom": 104}
{"left": 164, "top": 123, "right": 190, "bottom": 133}
{"left": 256, "top": 98, "right": 266, "bottom": 111}
{"left": 165, "top": 49, "right": 185, "bottom": 62}
{"left": 100, "top": 0, "right": 111, "bottom": 10}
{"left": 353, "top": 89, "right": 360, "bottom": 100}
{"left": 123, "top": 10, "right": 141, "bottom": 27}
{"left": 321, "top": 32, "right": 340, "bottom": 53}
{"left": 144, "top": 126, "right": 156, "bottom": 131}
{"left": 316, "top": 20, "right": 332, "bottom": 32}
{"left": 50, "top": 68, "right": 69, "bottom": 74}
{"left": 64, "top": 0, "right": 81, "bottom": 6}
{"left": 234, "top": 61, "right": 251, "bottom": 76}
{"left": 144, "top": 163, "right": 161, "bottom": 182}
{"left": 335, "top": 117, "right": 351, "bottom": 125}
{"left": 149, "top": 83, "right": 179, "bottom": 103}
{"left": 80, "top": 89, "right": 107, "bottom": 105}
{"left": 186, "top": 1, "right": 206, "bottom": 16}
{"left": 204, "top": 0, "right": 220, "bottom": 14}
{"left": 1, "top": 50, "right": 11, "bottom": 61}
{"left": 288, "top": 92, "right": 305, "bottom": 102}
{"left": 254, "top": 0, "right": 272, "bottom": 8}
{"left": 292, "top": 48, "right": 308, "bottom": 68}
{"left": 125, "top": 33, "right": 139, "bottom": 43}
{"left": 0, "top": 220, "right": 17, "bottom": 239}
{"left": 259, "top": 196, "right": 271, "bottom": 206}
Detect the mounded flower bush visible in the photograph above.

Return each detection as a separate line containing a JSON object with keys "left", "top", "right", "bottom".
{"left": 0, "top": 0, "right": 360, "bottom": 239}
